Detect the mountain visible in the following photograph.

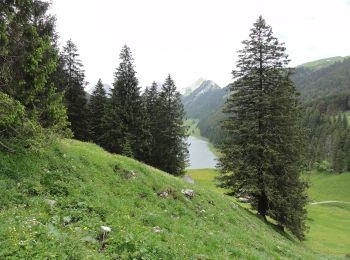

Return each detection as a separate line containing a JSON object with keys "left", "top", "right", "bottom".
{"left": 297, "top": 56, "right": 349, "bottom": 71}
{"left": 293, "top": 56, "right": 350, "bottom": 101}
{"left": 181, "top": 78, "right": 206, "bottom": 96}
{"left": 0, "top": 138, "right": 326, "bottom": 258}
{"left": 183, "top": 56, "right": 350, "bottom": 145}
{"left": 182, "top": 80, "right": 227, "bottom": 120}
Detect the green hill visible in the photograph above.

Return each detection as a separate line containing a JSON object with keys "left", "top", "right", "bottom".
{"left": 292, "top": 56, "right": 350, "bottom": 101}
{"left": 297, "top": 56, "right": 349, "bottom": 71}
{"left": 0, "top": 139, "right": 332, "bottom": 259}
{"left": 305, "top": 171, "right": 350, "bottom": 256}
{"left": 187, "top": 169, "right": 350, "bottom": 258}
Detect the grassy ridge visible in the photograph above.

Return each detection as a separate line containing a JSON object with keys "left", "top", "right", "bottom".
{"left": 0, "top": 139, "right": 328, "bottom": 259}
{"left": 187, "top": 169, "right": 350, "bottom": 257}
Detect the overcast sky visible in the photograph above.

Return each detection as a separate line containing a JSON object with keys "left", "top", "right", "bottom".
{"left": 51, "top": 0, "right": 350, "bottom": 91}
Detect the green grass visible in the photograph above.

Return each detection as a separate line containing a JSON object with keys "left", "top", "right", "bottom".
{"left": 305, "top": 171, "right": 350, "bottom": 256}
{"left": 186, "top": 169, "right": 226, "bottom": 194}
{"left": 189, "top": 168, "right": 350, "bottom": 258}
{"left": 0, "top": 139, "right": 330, "bottom": 259}
{"left": 184, "top": 118, "right": 201, "bottom": 137}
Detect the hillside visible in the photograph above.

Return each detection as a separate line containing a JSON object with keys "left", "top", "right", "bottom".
{"left": 306, "top": 171, "right": 350, "bottom": 256}
{"left": 188, "top": 169, "right": 350, "bottom": 257}
{"left": 0, "top": 139, "right": 331, "bottom": 259}
{"left": 292, "top": 56, "right": 350, "bottom": 101}
{"left": 297, "top": 56, "right": 349, "bottom": 71}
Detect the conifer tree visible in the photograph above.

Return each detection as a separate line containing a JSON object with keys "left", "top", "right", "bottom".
{"left": 142, "top": 82, "right": 160, "bottom": 165}
{"left": 87, "top": 79, "right": 107, "bottom": 145}
{"left": 0, "top": 0, "right": 69, "bottom": 134}
{"left": 156, "top": 75, "right": 189, "bottom": 175}
{"left": 218, "top": 16, "right": 308, "bottom": 239}
{"left": 61, "top": 39, "right": 88, "bottom": 140}
{"left": 102, "top": 45, "right": 149, "bottom": 159}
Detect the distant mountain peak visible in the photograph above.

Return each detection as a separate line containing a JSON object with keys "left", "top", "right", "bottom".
{"left": 181, "top": 78, "right": 206, "bottom": 96}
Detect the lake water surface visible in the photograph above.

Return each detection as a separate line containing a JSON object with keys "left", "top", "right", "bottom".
{"left": 187, "top": 136, "right": 217, "bottom": 169}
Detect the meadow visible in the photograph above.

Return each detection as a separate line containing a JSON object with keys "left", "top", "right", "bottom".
{"left": 187, "top": 168, "right": 350, "bottom": 257}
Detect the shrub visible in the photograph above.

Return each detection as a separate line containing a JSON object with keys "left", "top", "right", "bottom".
{"left": 314, "top": 160, "right": 332, "bottom": 172}
{"left": 0, "top": 92, "right": 42, "bottom": 152}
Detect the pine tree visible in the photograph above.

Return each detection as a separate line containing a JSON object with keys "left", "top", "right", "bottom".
{"left": 103, "top": 45, "right": 149, "bottom": 159}
{"left": 61, "top": 39, "right": 88, "bottom": 140}
{"left": 0, "top": 0, "right": 69, "bottom": 134}
{"left": 155, "top": 75, "right": 189, "bottom": 175}
{"left": 142, "top": 82, "right": 160, "bottom": 165}
{"left": 87, "top": 79, "right": 107, "bottom": 145}
{"left": 218, "top": 16, "right": 308, "bottom": 240}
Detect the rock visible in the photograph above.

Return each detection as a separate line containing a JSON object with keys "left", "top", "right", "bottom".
{"left": 231, "top": 203, "right": 238, "bottom": 209}
{"left": 153, "top": 226, "right": 162, "bottom": 233}
{"left": 45, "top": 199, "right": 57, "bottom": 207}
{"left": 238, "top": 197, "right": 250, "bottom": 203}
{"left": 100, "top": 226, "right": 111, "bottom": 233}
{"left": 63, "top": 216, "right": 72, "bottom": 225}
{"left": 158, "top": 191, "right": 169, "bottom": 198}
{"left": 181, "top": 189, "right": 195, "bottom": 199}
{"left": 182, "top": 175, "right": 195, "bottom": 184}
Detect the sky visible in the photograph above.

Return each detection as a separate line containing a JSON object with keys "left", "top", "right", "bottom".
{"left": 51, "top": 0, "right": 350, "bottom": 91}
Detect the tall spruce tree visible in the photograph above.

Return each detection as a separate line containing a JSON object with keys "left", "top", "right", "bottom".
{"left": 61, "top": 39, "right": 88, "bottom": 140}
{"left": 156, "top": 75, "right": 188, "bottom": 175}
{"left": 102, "top": 45, "right": 149, "bottom": 160}
{"left": 87, "top": 79, "right": 107, "bottom": 145}
{"left": 142, "top": 82, "right": 160, "bottom": 166}
{"left": 218, "top": 16, "right": 308, "bottom": 239}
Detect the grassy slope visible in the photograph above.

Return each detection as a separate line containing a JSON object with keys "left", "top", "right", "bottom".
{"left": 305, "top": 171, "right": 350, "bottom": 256}
{"left": 0, "top": 139, "right": 328, "bottom": 259}
{"left": 188, "top": 169, "right": 350, "bottom": 258}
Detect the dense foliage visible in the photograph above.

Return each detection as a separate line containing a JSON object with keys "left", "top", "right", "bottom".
{"left": 0, "top": 0, "right": 70, "bottom": 151}
{"left": 218, "top": 16, "right": 308, "bottom": 239}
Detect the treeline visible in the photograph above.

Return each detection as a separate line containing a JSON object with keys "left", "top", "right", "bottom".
{"left": 0, "top": 1, "right": 188, "bottom": 176}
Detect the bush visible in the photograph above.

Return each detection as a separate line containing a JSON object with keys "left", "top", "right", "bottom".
{"left": 314, "top": 160, "right": 332, "bottom": 172}
{"left": 0, "top": 92, "right": 42, "bottom": 152}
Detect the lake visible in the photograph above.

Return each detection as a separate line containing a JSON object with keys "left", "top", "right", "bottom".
{"left": 187, "top": 136, "right": 218, "bottom": 169}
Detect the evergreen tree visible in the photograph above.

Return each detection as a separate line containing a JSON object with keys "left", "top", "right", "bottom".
{"left": 142, "top": 82, "right": 160, "bottom": 166}
{"left": 155, "top": 75, "right": 189, "bottom": 175}
{"left": 61, "top": 39, "right": 88, "bottom": 140}
{"left": 103, "top": 45, "right": 149, "bottom": 159}
{"left": 218, "top": 16, "right": 308, "bottom": 239}
{"left": 0, "top": 0, "right": 69, "bottom": 134}
{"left": 87, "top": 79, "right": 107, "bottom": 145}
